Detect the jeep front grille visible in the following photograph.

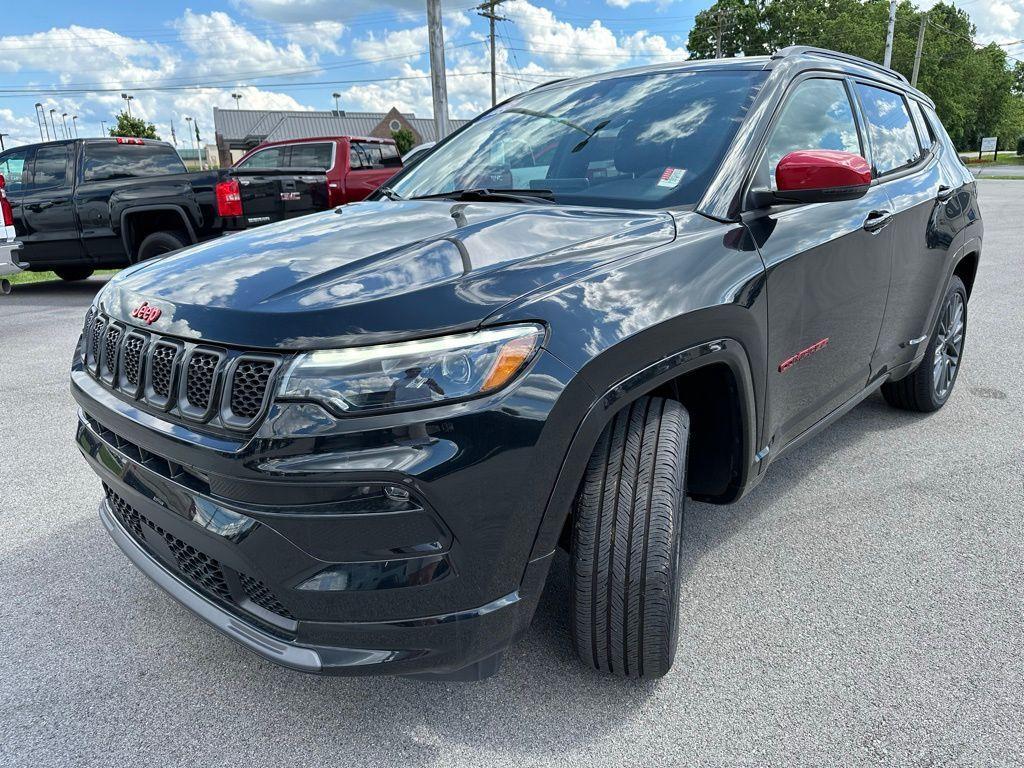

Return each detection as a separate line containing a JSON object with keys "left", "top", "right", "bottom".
{"left": 82, "top": 311, "right": 280, "bottom": 431}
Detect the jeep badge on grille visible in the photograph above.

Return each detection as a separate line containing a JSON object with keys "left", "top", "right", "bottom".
{"left": 131, "top": 302, "right": 162, "bottom": 325}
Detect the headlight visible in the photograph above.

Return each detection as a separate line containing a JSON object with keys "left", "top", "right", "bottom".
{"left": 278, "top": 324, "right": 544, "bottom": 415}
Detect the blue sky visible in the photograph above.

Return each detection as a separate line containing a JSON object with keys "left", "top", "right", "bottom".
{"left": 1, "top": 0, "right": 1021, "bottom": 149}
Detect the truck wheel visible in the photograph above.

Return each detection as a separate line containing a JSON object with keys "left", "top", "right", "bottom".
{"left": 54, "top": 267, "right": 94, "bottom": 282}
{"left": 136, "top": 231, "right": 188, "bottom": 262}
{"left": 882, "top": 275, "right": 967, "bottom": 412}
{"left": 570, "top": 396, "right": 689, "bottom": 679}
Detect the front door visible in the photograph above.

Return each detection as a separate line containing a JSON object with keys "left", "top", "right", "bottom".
{"left": 745, "top": 76, "right": 894, "bottom": 454}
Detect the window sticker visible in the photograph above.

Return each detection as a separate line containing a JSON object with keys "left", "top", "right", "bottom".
{"left": 657, "top": 167, "right": 685, "bottom": 188}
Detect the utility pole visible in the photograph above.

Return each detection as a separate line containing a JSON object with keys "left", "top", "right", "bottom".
{"left": 715, "top": 7, "right": 725, "bottom": 59}
{"left": 426, "top": 0, "right": 450, "bottom": 140}
{"left": 477, "top": 0, "right": 507, "bottom": 107}
{"left": 883, "top": 0, "right": 897, "bottom": 69}
{"left": 911, "top": 16, "right": 926, "bottom": 86}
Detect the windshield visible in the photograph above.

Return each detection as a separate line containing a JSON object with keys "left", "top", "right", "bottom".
{"left": 387, "top": 69, "right": 765, "bottom": 209}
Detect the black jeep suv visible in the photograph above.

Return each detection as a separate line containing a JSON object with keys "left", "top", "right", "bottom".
{"left": 72, "top": 47, "right": 981, "bottom": 680}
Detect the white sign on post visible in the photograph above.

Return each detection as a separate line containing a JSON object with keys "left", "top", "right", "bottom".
{"left": 980, "top": 136, "right": 998, "bottom": 153}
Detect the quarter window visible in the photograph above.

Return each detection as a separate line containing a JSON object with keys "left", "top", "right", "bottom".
{"left": 758, "top": 79, "right": 862, "bottom": 189}
{"left": 855, "top": 84, "right": 921, "bottom": 175}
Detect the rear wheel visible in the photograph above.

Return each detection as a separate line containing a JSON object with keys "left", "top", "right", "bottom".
{"left": 570, "top": 396, "right": 689, "bottom": 679}
{"left": 136, "top": 230, "right": 188, "bottom": 262}
{"left": 54, "top": 267, "right": 94, "bottom": 282}
{"left": 882, "top": 275, "right": 967, "bottom": 412}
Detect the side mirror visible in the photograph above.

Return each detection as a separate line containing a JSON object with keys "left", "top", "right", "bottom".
{"left": 750, "top": 150, "right": 872, "bottom": 208}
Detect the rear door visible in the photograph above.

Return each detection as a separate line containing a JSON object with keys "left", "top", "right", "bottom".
{"left": 345, "top": 141, "right": 402, "bottom": 201}
{"left": 18, "top": 143, "right": 85, "bottom": 265}
{"left": 746, "top": 76, "right": 894, "bottom": 454}
{"left": 856, "top": 83, "right": 959, "bottom": 374}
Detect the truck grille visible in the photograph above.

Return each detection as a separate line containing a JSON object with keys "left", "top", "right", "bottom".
{"left": 104, "top": 485, "right": 295, "bottom": 623}
{"left": 83, "top": 312, "right": 281, "bottom": 430}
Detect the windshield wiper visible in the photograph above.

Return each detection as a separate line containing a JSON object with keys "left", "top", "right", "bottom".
{"left": 377, "top": 186, "right": 404, "bottom": 201}
{"left": 409, "top": 187, "right": 555, "bottom": 204}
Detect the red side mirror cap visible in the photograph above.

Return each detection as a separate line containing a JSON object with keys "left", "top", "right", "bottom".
{"left": 774, "top": 150, "right": 872, "bottom": 203}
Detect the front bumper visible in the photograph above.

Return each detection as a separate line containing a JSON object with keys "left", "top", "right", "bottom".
{"left": 73, "top": 343, "right": 580, "bottom": 678}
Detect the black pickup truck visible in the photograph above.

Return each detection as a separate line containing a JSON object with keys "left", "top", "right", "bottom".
{"left": 0, "top": 137, "right": 328, "bottom": 280}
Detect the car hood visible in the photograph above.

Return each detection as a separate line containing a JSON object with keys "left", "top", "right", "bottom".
{"left": 102, "top": 199, "right": 675, "bottom": 349}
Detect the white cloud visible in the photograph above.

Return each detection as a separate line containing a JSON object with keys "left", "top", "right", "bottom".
{"left": 175, "top": 11, "right": 317, "bottom": 77}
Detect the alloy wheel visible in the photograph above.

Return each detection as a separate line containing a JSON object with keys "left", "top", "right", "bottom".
{"left": 932, "top": 291, "right": 964, "bottom": 399}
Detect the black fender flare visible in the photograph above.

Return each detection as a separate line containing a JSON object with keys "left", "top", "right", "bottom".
{"left": 525, "top": 336, "right": 759, "bottom": 564}
{"left": 119, "top": 205, "right": 198, "bottom": 261}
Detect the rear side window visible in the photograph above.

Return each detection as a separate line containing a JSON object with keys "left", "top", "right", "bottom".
{"left": 379, "top": 143, "right": 402, "bottom": 167}
{"left": 855, "top": 84, "right": 921, "bottom": 175}
{"left": 83, "top": 143, "right": 185, "bottom": 182}
{"left": 352, "top": 142, "right": 399, "bottom": 169}
{"left": 29, "top": 145, "right": 71, "bottom": 189}
{"left": 758, "top": 78, "right": 862, "bottom": 188}
{"left": 0, "top": 149, "right": 31, "bottom": 194}
{"left": 288, "top": 143, "right": 333, "bottom": 169}
{"left": 354, "top": 142, "right": 384, "bottom": 169}
{"left": 236, "top": 146, "right": 289, "bottom": 169}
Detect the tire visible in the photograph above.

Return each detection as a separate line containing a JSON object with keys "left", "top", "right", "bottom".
{"left": 136, "top": 230, "right": 188, "bottom": 262}
{"left": 570, "top": 396, "right": 689, "bottom": 679}
{"left": 881, "top": 275, "right": 967, "bottom": 413}
{"left": 54, "top": 267, "right": 94, "bottom": 282}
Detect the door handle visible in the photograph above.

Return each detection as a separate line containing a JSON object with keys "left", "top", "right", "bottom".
{"left": 863, "top": 210, "right": 893, "bottom": 233}
{"left": 28, "top": 201, "right": 55, "bottom": 212}
{"left": 937, "top": 184, "right": 955, "bottom": 201}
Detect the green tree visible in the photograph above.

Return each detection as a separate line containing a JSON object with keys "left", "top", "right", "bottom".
{"left": 109, "top": 112, "right": 159, "bottom": 140}
{"left": 391, "top": 128, "right": 415, "bottom": 154}
{"left": 684, "top": 0, "right": 1024, "bottom": 151}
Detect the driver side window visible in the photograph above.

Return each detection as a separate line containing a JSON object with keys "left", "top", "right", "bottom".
{"left": 758, "top": 79, "right": 862, "bottom": 189}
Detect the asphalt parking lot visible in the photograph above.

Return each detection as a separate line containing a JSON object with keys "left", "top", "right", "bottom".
{"left": 1, "top": 181, "right": 1022, "bottom": 768}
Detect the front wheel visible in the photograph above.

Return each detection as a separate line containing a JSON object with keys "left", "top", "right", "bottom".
{"left": 882, "top": 275, "right": 967, "bottom": 412}
{"left": 570, "top": 396, "right": 689, "bottom": 679}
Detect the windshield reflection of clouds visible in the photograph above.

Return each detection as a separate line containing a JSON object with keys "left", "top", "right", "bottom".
{"left": 391, "top": 69, "right": 764, "bottom": 209}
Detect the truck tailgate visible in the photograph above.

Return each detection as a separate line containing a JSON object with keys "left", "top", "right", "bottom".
{"left": 231, "top": 167, "right": 329, "bottom": 226}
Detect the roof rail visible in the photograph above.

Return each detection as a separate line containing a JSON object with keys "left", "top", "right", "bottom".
{"left": 772, "top": 45, "right": 909, "bottom": 84}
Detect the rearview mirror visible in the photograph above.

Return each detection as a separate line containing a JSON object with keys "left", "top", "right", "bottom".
{"left": 750, "top": 150, "right": 872, "bottom": 208}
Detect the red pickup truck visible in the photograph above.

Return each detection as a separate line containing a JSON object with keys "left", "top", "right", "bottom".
{"left": 233, "top": 136, "right": 402, "bottom": 208}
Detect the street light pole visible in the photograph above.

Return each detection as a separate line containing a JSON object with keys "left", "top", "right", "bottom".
{"left": 0, "top": 134, "right": 8, "bottom": 151}
{"left": 332, "top": 92, "right": 341, "bottom": 113}
{"left": 231, "top": 92, "right": 243, "bottom": 110}
{"left": 121, "top": 93, "right": 134, "bottom": 118}
{"left": 101, "top": 120, "right": 107, "bottom": 137}
{"left": 72, "top": 116, "right": 79, "bottom": 137}
{"left": 185, "top": 116, "right": 197, "bottom": 169}
{"left": 49, "top": 109, "right": 58, "bottom": 139}
{"left": 61, "top": 113, "right": 69, "bottom": 138}
{"left": 34, "top": 103, "right": 47, "bottom": 141}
